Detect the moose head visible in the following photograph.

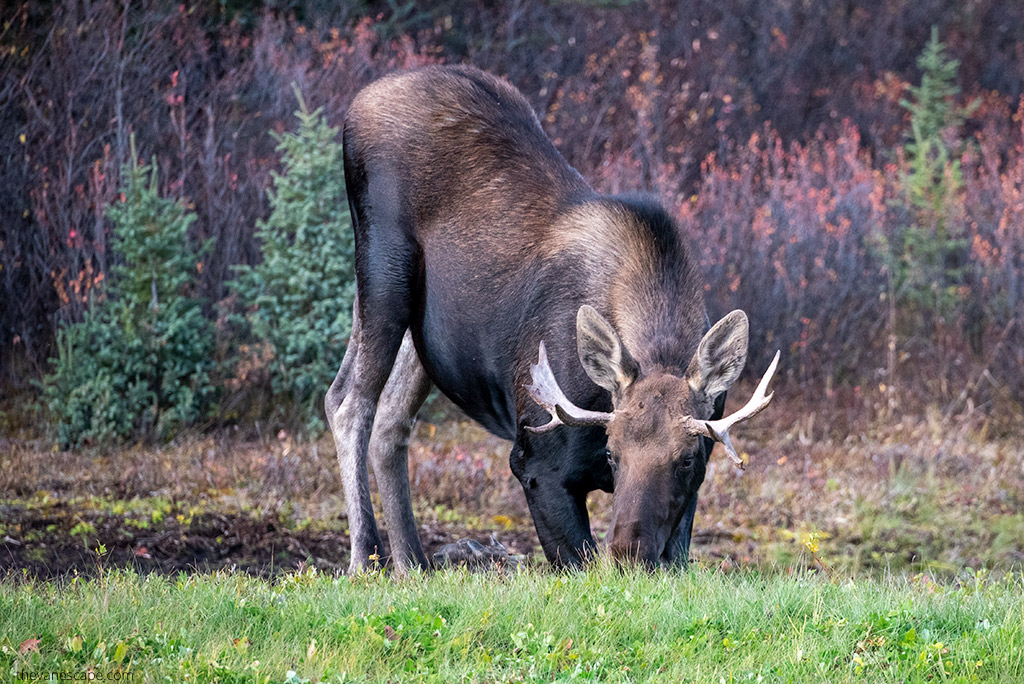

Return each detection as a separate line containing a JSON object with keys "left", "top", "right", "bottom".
{"left": 526, "top": 305, "right": 779, "bottom": 567}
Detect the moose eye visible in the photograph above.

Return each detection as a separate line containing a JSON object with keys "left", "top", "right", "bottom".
{"left": 676, "top": 453, "right": 695, "bottom": 473}
{"left": 604, "top": 448, "right": 618, "bottom": 470}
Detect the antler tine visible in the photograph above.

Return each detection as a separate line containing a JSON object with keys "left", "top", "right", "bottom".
{"left": 524, "top": 341, "right": 614, "bottom": 434}
{"left": 701, "top": 350, "right": 781, "bottom": 470}
{"left": 523, "top": 342, "right": 566, "bottom": 434}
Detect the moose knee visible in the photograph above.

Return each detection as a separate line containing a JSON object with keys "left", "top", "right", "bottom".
{"left": 369, "top": 414, "right": 417, "bottom": 464}
{"left": 324, "top": 389, "right": 341, "bottom": 431}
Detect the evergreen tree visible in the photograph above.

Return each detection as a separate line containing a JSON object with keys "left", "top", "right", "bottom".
{"left": 230, "top": 91, "right": 355, "bottom": 434}
{"left": 42, "top": 144, "right": 215, "bottom": 447}
{"left": 885, "top": 27, "right": 975, "bottom": 320}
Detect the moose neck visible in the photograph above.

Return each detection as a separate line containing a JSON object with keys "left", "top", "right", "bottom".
{"left": 600, "top": 198, "right": 707, "bottom": 376}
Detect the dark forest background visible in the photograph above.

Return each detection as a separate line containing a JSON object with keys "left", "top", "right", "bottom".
{"left": 2, "top": 0, "right": 1023, "bottom": 442}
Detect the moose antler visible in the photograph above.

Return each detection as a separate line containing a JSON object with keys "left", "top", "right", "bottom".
{"left": 690, "top": 350, "right": 780, "bottom": 470}
{"left": 524, "top": 341, "right": 615, "bottom": 434}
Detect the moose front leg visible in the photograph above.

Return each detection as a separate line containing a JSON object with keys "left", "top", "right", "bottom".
{"left": 659, "top": 436, "right": 711, "bottom": 567}
{"left": 510, "top": 438, "right": 597, "bottom": 568}
{"left": 661, "top": 492, "right": 698, "bottom": 567}
{"left": 661, "top": 395, "right": 723, "bottom": 567}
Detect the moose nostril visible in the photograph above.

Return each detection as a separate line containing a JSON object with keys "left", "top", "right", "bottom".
{"left": 609, "top": 528, "right": 660, "bottom": 564}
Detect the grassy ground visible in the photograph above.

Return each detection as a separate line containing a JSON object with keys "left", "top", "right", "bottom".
{"left": 1, "top": 564, "right": 1022, "bottom": 683}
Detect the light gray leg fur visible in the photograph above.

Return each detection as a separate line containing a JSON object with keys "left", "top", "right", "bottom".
{"left": 326, "top": 296, "right": 386, "bottom": 573}
{"left": 368, "top": 330, "right": 432, "bottom": 572}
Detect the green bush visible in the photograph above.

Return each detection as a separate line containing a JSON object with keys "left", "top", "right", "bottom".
{"left": 229, "top": 92, "right": 355, "bottom": 434}
{"left": 41, "top": 150, "right": 215, "bottom": 447}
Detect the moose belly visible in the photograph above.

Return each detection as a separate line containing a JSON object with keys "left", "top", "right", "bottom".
{"left": 413, "top": 265, "right": 523, "bottom": 441}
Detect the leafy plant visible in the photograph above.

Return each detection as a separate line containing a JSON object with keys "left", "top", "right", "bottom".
{"left": 41, "top": 144, "right": 215, "bottom": 447}
{"left": 229, "top": 90, "right": 355, "bottom": 435}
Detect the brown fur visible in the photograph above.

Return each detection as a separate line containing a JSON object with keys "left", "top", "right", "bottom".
{"left": 329, "top": 65, "right": 745, "bottom": 570}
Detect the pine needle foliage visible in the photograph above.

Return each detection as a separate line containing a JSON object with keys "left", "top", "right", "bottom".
{"left": 883, "top": 27, "right": 976, "bottom": 323}
{"left": 230, "top": 90, "right": 355, "bottom": 435}
{"left": 41, "top": 146, "right": 215, "bottom": 447}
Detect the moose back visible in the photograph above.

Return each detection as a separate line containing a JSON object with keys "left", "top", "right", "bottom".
{"left": 325, "top": 65, "right": 778, "bottom": 571}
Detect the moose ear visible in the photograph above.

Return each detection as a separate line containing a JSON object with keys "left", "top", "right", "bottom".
{"left": 576, "top": 305, "right": 639, "bottom": 401}
{"left": 687, "top": 310, "right": 749, "bottom": 398}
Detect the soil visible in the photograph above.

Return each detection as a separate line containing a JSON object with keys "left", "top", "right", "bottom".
{"left": 0, "top": 502, "right": 541, "bottom": 579}
{"left": 5, "top": 410, "right": 1022, "bottom": 579}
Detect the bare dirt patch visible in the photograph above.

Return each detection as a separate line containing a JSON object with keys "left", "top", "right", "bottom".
{"left": 2, "top": 408, "right": 1023, "bottom": 579}
{"left": 0, "top": 501, "right": 539, "bottom": 578}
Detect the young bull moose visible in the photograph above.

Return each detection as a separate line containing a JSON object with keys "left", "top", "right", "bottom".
{"left": 326, "top": 65, "right": 779, "bottom": 571}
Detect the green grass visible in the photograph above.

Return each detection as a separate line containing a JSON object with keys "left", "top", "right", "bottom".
{"left": 2, "top": 565, "right": 1022, "bottom": 683}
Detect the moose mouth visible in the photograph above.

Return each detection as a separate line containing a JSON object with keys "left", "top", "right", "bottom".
{"left": 606, "top": 489, "right": 699, "bottom": 568}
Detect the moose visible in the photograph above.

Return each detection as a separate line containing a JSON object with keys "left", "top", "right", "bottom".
{"left": 326, "top": 65, "right": 778, "bottom": 571}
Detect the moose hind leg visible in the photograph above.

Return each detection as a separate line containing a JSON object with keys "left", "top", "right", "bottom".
{"left": 326, "top": 291, "right": 409, "bottom": 573}
{"left": 368, "top": 329, "right": 432, "bottom": 572}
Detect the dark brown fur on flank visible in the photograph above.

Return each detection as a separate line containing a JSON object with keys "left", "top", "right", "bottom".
{"left": 326, "top": 65, "right": 760, "bottom": 571}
